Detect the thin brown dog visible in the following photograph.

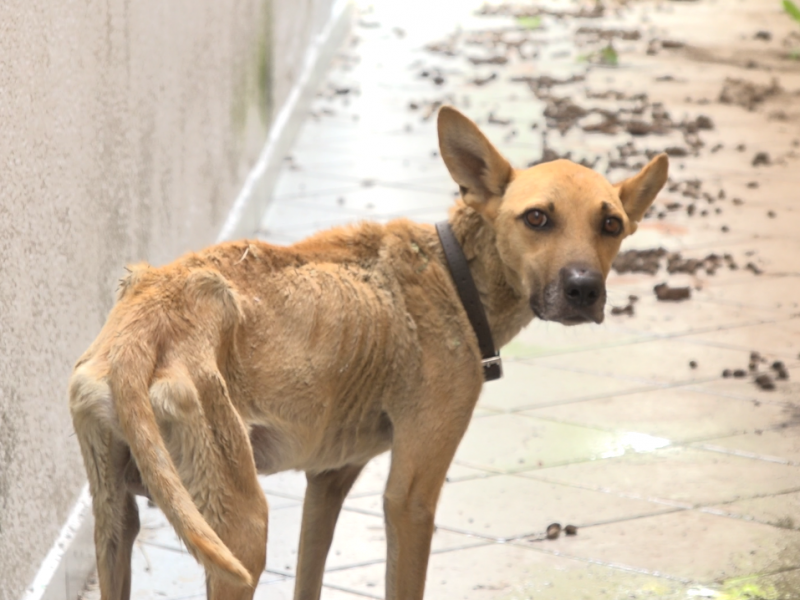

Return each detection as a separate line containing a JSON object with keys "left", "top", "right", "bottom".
{"left": 69, "top": 106, "right": 668, "bottom": 600}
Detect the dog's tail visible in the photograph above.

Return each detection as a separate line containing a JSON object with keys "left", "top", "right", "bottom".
{"left": 108, "top": 338, "right": 253, "bottom": 588}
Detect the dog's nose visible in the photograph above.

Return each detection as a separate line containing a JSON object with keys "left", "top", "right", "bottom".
{"left": 561, "top": 266, "right": 604, "bottom": 307}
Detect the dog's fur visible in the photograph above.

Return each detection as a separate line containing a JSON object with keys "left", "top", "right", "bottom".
{"left": 69, "top": 107, "right": 668, "bottom": 600}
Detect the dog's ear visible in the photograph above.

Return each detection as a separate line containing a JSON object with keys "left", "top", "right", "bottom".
{"left": 614, "top": 153, "right": 669, "bottom": 229}
{"left": 438, "top": 106, "right": 513, "bottom": 212}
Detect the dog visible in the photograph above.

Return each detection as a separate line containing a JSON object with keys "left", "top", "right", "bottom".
{"left": 69, "top": 106, "right": 668, "bottom": 600}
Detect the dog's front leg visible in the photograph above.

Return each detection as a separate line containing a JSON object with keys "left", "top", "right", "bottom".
{"left": 383, "top": 415, "right": 469, "bottom": 600}
{"left": 294, "top": 464, "right": 364, "bottom": 600}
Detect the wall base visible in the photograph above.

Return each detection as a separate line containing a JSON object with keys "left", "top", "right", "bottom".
{"left": 20, "top": 487, "right": 93, "bottom": 600}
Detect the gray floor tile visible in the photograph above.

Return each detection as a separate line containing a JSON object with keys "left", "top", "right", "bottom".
{"left": 433, "top": 474, "right": 672, "bottom": 540}
{"left": 323, "top": 543, "right": 696, "bottom": 600}
{"left": 527, "top": 446, "right": 800, "bottom": 507}
{"left": 531, "top": 337, "right": 770, "bottom": 386}
{"left": 476, "top": 360, "right": 657, "bottom": 412}
{"left": 453, "top": 413, "right": 639, "bottom": 473}
{"left": 707, "top": 490, "right": 800, "bottom": 530}
{"left": 501, "top": 318, "right": 653, "bottom": 361}
{"left": 266, "top": 502, "right": 483, "bottom": 577}
{"left": 525, "top": 387, "right": 794, "bottom": 443}
{"left": 693, "top": 424, "right": 800, "bottom": 466}
{"left": 517, "top": 509, "right": 800, "bottom": 584}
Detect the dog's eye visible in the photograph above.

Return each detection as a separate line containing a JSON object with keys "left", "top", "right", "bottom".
{"left": 524, "top": 210, "right": 548, "bottom": 229}
{"left": 602, "top": 217, "right": 622, "bottom": 236}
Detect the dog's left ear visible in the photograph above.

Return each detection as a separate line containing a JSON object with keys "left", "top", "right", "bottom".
{"left": 614, "top": 153, "right": 669, "bottom": 231}
{"left": 438, "top": 106, "right": 513, "bottom": 212}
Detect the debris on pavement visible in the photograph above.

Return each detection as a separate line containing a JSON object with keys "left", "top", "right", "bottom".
{"left": 476, "top": 3, "right": 605, "bottom": 19}
{"left": 752, "top": 151, "right": 772, "bottom": 166}
{"left": 611, "top": 295, "right": 639, "bottom": 316}
{"left": 720, "top": 352, "right": 790, "bottom": 391}
{"left": 613, "top": 247, "right": 756, "bottom": 278}
{"left": 546, "top": 523, "right": 562, "bottom": 540}
{"left": 773, "top": 361, "right": 790, "bottom": 380}
{"left": 613, "top": 248, "right": 666, "bottom": 275}
{"left": 755, "top": 374, "right": 776, "bottom": 390}
{"left": 718, "top": 77, "right": 782, "bottom": 111}
{"left": 654, "top": 283, "right": 691, "bottom": 301}
{"left": 746, "top": 262, "right": 764, "bottom": 275}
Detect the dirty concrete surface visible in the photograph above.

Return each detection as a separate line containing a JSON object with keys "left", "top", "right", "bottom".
{"left": 81, "top": 0, "right": 800, "bottom": 598}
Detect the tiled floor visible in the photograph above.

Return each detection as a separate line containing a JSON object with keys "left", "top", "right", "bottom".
{"left": 84, "top": 0, "right": 800, "bottom": 598}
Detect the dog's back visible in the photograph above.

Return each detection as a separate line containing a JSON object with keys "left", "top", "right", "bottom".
{"left": 69, "top": 106, "right": 668, "bottom": 600}
{"left": 68, "top": 217, "right": 478, "bottom": 595}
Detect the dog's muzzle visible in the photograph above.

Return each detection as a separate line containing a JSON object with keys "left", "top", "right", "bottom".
{"left": 530, "top": 264, "right": 606, "bottom": 325}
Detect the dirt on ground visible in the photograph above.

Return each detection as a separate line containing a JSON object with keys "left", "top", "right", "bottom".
{"left": 318, "top": 0, "right": 800, "bottom": 396}
{"left": 428, "top": 0, "right": 796, "bottom": 364}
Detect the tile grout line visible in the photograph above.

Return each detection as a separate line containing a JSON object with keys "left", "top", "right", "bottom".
{"left": 508, "top": 543, "right": 696, "bottom": 585}
{"left": 513, "top": 470, "right": 800, "bottom": 533}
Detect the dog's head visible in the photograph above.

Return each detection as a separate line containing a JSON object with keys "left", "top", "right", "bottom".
{"left": 438, "top": 106, "right": 669, "bottom": 326}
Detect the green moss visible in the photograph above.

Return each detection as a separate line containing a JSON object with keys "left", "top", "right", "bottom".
{"left": 719, "top": 578, "right": 779, "bottom": 600}
{"left": 256, "top": 0, "right": 271, "bottom": 127}
{"left": 231, "top": 0, "right": 272, "bottom": 140}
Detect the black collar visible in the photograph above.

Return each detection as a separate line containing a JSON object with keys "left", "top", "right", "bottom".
{"left": 436, "top": 221, "right": 503, "bottom": 381}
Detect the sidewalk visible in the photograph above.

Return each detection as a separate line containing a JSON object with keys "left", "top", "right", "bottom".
{"left": 85, "top": 0, "right": 800, "bottom": 598}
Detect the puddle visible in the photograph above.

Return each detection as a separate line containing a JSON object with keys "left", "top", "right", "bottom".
{"left": 605, "top": 431, "right": 672, "bottom": 457}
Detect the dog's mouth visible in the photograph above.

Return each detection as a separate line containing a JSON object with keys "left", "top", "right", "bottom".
{"left": 536, "top": 310, "right": 604, "bottom": 326}
{"left": 560, "top": 314, "right": 596, "bottom": 325}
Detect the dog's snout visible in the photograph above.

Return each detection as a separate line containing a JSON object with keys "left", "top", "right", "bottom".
{"left": 561, "top": 266, "right": 603, "bottom": 307}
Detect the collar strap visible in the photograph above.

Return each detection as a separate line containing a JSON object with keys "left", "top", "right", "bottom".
{"left": 436, "top": 221, "right": 503, "bottom": 382}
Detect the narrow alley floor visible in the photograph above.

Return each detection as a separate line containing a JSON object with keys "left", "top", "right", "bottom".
{"left": 87, "top": 0, "right": 800, "bottom": 598}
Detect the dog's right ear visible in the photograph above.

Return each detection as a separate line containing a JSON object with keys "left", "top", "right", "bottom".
{"left": 614, "top": 153, "right": 669, "bottom": 232}
{"left": 438, "top": 106, "right": 513, "bottom": 212}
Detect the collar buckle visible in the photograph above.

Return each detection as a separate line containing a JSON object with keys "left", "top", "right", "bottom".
{"left": 482, "top": 356, "right": 503, "bottom": 381}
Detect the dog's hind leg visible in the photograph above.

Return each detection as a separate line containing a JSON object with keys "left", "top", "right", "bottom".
{"left": 92, "top": 443, "right": 140, "bottom": 600}
{"left": 70, "top": 370, "right": 140, "bottom": 600}
{"left": 107, "top": 483, "right": 140, "bottom": 600}
{"left": 79, "top": 436, "right": 140, "bottom": 599}
{"left": 293, "top": 464, "right": 365, "bottom": 600}
{"left": 151, "top": 366, "right": 268, "bottom": 600}
{"left": 203, "top": 491, "right": 267, "bottom": 600}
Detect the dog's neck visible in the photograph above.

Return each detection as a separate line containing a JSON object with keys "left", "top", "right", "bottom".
{"left": 447, "top": 203, "right": 534, "bottom": 349}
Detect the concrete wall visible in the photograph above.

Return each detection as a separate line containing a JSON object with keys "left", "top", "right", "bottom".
{"left": 272, "top": 0, "right": 337, "bottom": 120}
{"left": 0, "top": 1, "right": 331, "bottom": 598}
